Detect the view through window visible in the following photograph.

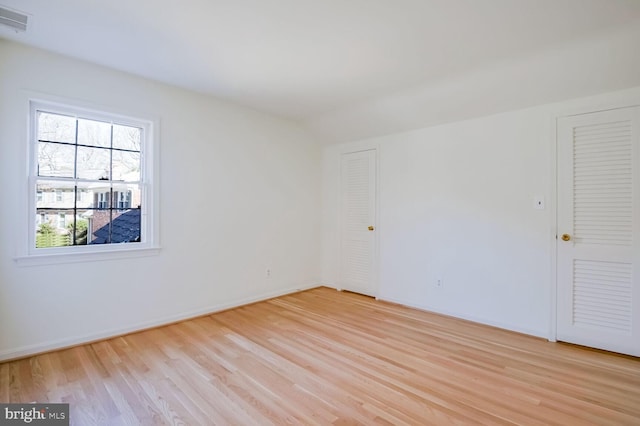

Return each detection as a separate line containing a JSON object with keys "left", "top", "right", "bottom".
{"left": 34, "top": 109, "right": 144, "bottom": 248}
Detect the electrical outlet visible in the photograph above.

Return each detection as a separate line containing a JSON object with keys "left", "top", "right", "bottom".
{"left": 436, "top": 278, "right": 443, "bottom": 288}
{"left": 265, "top": 268, "right": 272, "bottom": 278}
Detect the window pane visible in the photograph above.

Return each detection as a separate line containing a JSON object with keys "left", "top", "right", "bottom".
{"left": 68, "top": 215, "right": 89, "bottom": 246}
{"left": 113, "top": 124, "right": 141, "bottom": 151}
{"left": 37, "top": 142, "right": 75, "bottom": 178}
{"left": 73, "top": 184, "right": 110, "bottom": 244}
{"left": 112, "top": 150, "right": 140, "bottom": 181}
{"left": 36, "top": 181, "right": 75, "bottom": 209}
{"left": 78, "top": 118, "right": 111, "bottom": 147}
{"left": 77, "top": 146, "right": 110, "bottom": 180}
{"left": 35, "top": 220, "right": 71, "bottom": 248}
{"left": 35, "top": 181, "right": 74, "bottom": 249}
{"left": 88, "top": 208, "right": 141, "bottom": 245}
{"left": 113, "top": 184, "right": 140, "bottom": 209}
{"left": 78, "top": 182, "right": 110, "bottom": 209}
{"left": 37, "top": 112, "right": 75, "bottom": 143}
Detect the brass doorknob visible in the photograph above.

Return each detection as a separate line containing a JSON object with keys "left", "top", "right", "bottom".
{"left": 368, "top": 225, "right": 375, "bottom": 231}
{"left": 561, "top": 234, "right": 571, "bottom": 241}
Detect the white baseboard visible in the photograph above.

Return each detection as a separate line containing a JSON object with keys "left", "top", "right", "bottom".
{"left": 375, "top": 295, "right": 547, "bottom": 339}
{"left": 251, "top": 284, "right": 546, "bottom": 339}
{"left": 0, "top": 283, "right": 321, "bottom": 362}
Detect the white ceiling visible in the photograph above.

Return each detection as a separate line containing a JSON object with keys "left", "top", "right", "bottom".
{"left": 1, "top": 0, "right": 640, "bottom": 143}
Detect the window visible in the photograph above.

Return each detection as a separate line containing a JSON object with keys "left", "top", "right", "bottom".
{"left": 116, "top": 190, "right": 132, "bottom": 210}
{"left": 97, "top": 192, "right": 109, "bottom": 209}
{"left": 25, "top": 100, "right": 157, "bottom": 259}
{"left": 57, "top": 212, "right": 66, "bottom": 229}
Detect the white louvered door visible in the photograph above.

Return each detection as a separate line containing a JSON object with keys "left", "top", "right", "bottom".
{"left": 340, "top": 149, "right": 377, "bottom": 296}
{"left": 557, "top": 107, "right": 640, "bottom": 356}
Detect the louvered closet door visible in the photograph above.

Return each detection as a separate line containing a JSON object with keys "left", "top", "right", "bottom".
{"left": 340, "top": 149, "right": 377, "bottom": 296}
{"left": 557, "top": 107, "right": 640, "bottom": 356}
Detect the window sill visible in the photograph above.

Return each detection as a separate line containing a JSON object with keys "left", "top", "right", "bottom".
{"left": 14, "top": 246, "right": 161, "bottom": 267}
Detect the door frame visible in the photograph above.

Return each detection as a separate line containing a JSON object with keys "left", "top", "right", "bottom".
{"left": 549, "top": 90, "right": 640, "bottom": 342}
{"left": 338, "top": 146, "right": 380, "bottom": 298}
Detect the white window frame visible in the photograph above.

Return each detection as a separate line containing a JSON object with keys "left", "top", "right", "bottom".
{"left": 16, "top": 98, "right": 160, "bottom": 266}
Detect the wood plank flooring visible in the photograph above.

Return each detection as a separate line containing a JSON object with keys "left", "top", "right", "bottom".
{"left": 1, "top": 287, "right": 639, "bottom": 425}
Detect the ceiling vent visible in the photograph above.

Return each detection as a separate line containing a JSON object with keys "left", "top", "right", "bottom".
{"left": 0, "top": 5, "right": 28, "bottom": 32}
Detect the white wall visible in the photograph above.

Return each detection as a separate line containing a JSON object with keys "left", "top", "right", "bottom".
{"left": 0, "top": 40, "right": 321, "bottom": 360}
{"left": 322, "top": 87, "right": 640, "bottom": 338}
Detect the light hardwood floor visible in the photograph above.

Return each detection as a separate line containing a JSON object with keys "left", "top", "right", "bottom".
{"left": 1, "top": 287, "right": 639, "bottom": 425}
